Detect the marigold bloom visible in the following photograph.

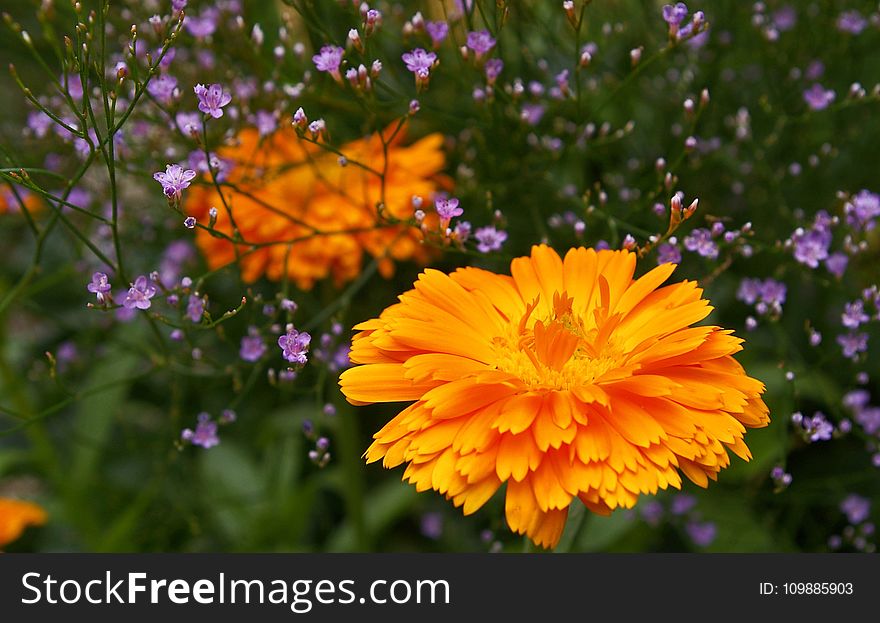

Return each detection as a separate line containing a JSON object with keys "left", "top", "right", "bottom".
{"left": 340, "top": 245, "right": 770, "bottom": 548}
{"left": 184, "top": 125, "right": 447, "bottom": 289}
{"left": 0, "top": 498, "right": 47, "bottom": 547}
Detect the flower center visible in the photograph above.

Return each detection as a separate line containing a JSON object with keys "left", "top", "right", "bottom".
{"left": 490, "top": 290, "right": 623, "bottom": 390}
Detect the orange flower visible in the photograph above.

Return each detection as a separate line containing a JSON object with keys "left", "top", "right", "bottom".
{"left": 184, "top": 125, "right": 447, "bottom": 289}
{"left": 0, "top": 497, "right": 47, "bottom": 547}
{"left": 340, "top": 245, "right": 770, "bottom": 548}
{"left": 0, "top": 187, "right": 40, "bottom": 215}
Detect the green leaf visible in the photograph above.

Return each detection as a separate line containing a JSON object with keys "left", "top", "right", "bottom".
{"left": 69, "top": 345, "right": 140, "bottom": 491}
{"left": 326, "top": 479, "right": 418, "bottom": 551}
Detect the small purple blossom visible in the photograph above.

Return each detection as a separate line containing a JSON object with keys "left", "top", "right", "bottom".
{"left": 683, "top": 228, "right": 719, "bottom": 259}
{"left": 402, "top": 48, "right": 437, "bottom": 75}
{"left": 825, "top": 252, "right": 849, "bottom": 278}
{"left": 837, "top": 10, "right": 867, "bottom": 35}
{"left": 123, "top": 275, "right": 158, "bottom": 310}
{"left": 420, "top": 512, "right": 444, "bottom": 540}
{"left": 175, "top": 111, "right": 201, "bottom": 135}
{"left": 842, "top": 300, "right": 870, "bottom": 329}
{"left": 153, "top": 164, "right": 197, "bottom": 200}
{"left": 186, "top": 294, "right": 205, "bottom": 323}
{"left": 791, "top": 223, "right": 831, "bottom": 268}
{"left": 521, "top": 103, "right": 545, "bottom": 126}
{"left": 484, "top": 58, "right": 504, "bottom": 83}
{"left": 466, "top": 30, "right": 496, "bottom": 56}
{"left": 181, "top": 413, "right": 219, "bottom": 449}
{"left": 27, "top": 111, "right": 53, "bottom": 138}
{"left": 639, "top": 500, "right": 664, "bottom": 526}
{"left": 656, "top": 242, "right": 681, "bottom": 265}
{"left": 278, "top": 327, "right": 311, "bottom": 365}
{"left": 800, "top": 412, "right": 834, "bottom": 442}
{"left": 772, "top": 6, "right": 797, "bottom": 32}
{"left": 474, "top": 226, "right": 508, "bottom": 253}
{"left": 737, "top": 278, "right": 762, "bottom": 305}
{"left": 194, "top": 83, "right": 232, "bottom": 119}
{"left": 770, "top": 466, "right": 792, "bottom": 489}
{"left": 435, "top": 196, "right": 463, "bottom": 221}
{"left": 662, "top": 3, "right": 689, "bottom": 27}
{"left": 147, "top": 74, "right": 178, "bottom": 104}
{"left": 188, "top": 150, "right": 232, "bottom": 182}
{"left": 184, "top": 8, "right": 219, "bottom": 38}
{"left": 837, "top": 332, "right": 868, "bottom": 360}
{"left": 87, "top": 272, "right": 112, "bottom": 302}
{"left": 845, "top": 190, "right": 880, "bottom": 232}
{"left": 670, "top": 494, "right": 696, "bottom": 516}
{"left": 240, "top": 327, "right": 267, "bottom": 362}
{"left": 254, "top": 110, "right": 277, "bottom": 137}
{"left": 686, "top": 521, "right": 717, "bottom": 547}
{"left": 803, "top": 83, "right": 835, "bottom": 111}
{"left": 312, "top": 45, "right": 344, "bottom": 80}
{"left": 426, "top": 21, "right": 449, "bottom": 46}
{"left": 841, "top": 495, "right": 871, "bottom": 524}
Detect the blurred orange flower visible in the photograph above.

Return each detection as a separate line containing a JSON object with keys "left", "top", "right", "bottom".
{"left": 185, "top": 124, "right": 448, "bottom": 289}
{"left": 340, "top": 245, "right": 770, "bottom": 548}
{"left": 0, "top": 498, "right": 47, "bottom": 547}
{"left": 0, "top": 187, "right": 40, "bottom": 215}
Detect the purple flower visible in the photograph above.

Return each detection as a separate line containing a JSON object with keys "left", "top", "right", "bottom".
{"left": 172, "top": 0, "right": 187, "bottom": 13}
{"left": 312, "top": 45, "right": 344, "bottom": 81}
{"left": 254, "top": 110, "right": 277, "bottom": 137}
{"left": 803, "top": 83, "right": 835, "bottom": 111}
{"left": 737, "top": 278, "right": 762, "bottom": 305}
{"left": 484, "top": 58, "right": 504, "bottom": 83}
{"left": 453, "top": 220, "right": 472, "bottom": 243}
{"left": 656, "top": 242, "right": 681, "bottom": 265}
{"left": 686, "top": 521, "right": 717, "bottom": 547}
{"left": 759, "top": 279, "right": 787, "bottom": 307}
{"left": 181, "top": 413, "right": 219, "bottom": 449}
{"left": 185, "top": 8, "right": 219, "bottom": 38}
{"left": 670, "top": 494, "right": 696, "bottom": 515}
{"left": 521, "top": 103, "right": 546, "bottom": 126}
{"left": 175, "top": 111, "right": 201, "bottom": 136}
{"left": 801, "top": 412, "right": 834, "bottom": 442}
{"left": 186, "top": 294, "right": 205, "bottom": 323}
{"left": 278, "top": 327, "right": 311, "bottom": 365}
{"left": 805, "top": 60, "right": 825, "bottom": 80}
{"left": 420, "top": 512, "right": 444, "bottom": 540}
{"left": 27, "top": 111, "right": 53, "bottom": 138}
{"left": 123, "top": 275, "right": 158, "bottom": 310}
{"left": 837, "top": 332, "right": 868, "bottom": 360}
{"left": 239, "top": 327, "right": 266, "bottom": 362}
{"left": 841, "top": 495, "right": 871, "bottom": 524}
{"left": 825, "top": 252, "right": 848, "bottom": 278}
{"left": 843, "top": 389, "right": 871, "bottom": 412}
{"left": 791, "top": 226, "right": 831, "bottom": 268}
{"left": 466, "top": 30, "right": 496, "bottom": 57}
{"left": 188, "top": 150, "right": 232, "bottom": 182}
{"left": 842, "top": 300, "right": 870, "bottom": 329}
{"left": 147, "top": 74, "right": 178, "bottom": 104}
{"left": 639, "top": 500, "right": 664, "bottom": 526}
{"left": 194, "top": 83, "right": 232, "bottom": 119}
{"left": 662, "top": 3, "right": 689, "bottom": 26}
{"left": 426, "top": 21, "right": 449, "bottom": 46}
{"left": 474, "top": 226, "right": 508, "bottom": 253}
{"left": 837, "top": 10, "right": 867, "bottom": 35}
{"left": 153, "top": 163, "right": 197, "bottom": 200}
{"left": 845, "top": 190, "right": 880, "bottom": 231}
{"left": 87, "top": 272, "right": 112, "bottom": 302}
{"left": 772, "top": 5, "right": 797, "bottom": 32}
{"left": 855, "top": 407, "right": 880, "bottom": 436}
{"left": 435, "top": 196, "right": 463, "bottom": 221}
{"left": 402, "top": 48, "right": 437, "bottom": 75}
{"left": 682, "top": 228, "right": 718, "bottom": 259}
